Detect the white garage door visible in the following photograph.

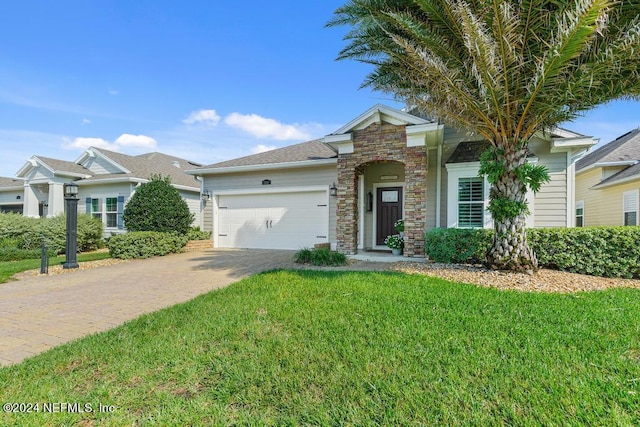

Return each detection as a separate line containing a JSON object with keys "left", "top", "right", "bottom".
{"left": 217, "top": 190, "right": 329, "bottom": 250}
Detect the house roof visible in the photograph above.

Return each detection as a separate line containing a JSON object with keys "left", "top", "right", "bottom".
{"left": 195, "top": 140, "right": 337, "bottom": 170}
{"left": 446, "top": 141, "right": 491, "bottom": 163}
{"left": 34, "top": 156, "right": 93, "bottom": 177}
{"left": 0, "top": 177, "right": 23, "bottom": 189}
{"left": 80, "top": 148, "right": 202, "bottom": 189}
{"left": 576, "top": 128, "right": 640, "bottom": 171}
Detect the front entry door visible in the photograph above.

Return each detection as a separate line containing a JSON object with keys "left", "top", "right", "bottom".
{"left": 376, "top": 187, "right": 403, "bottom": 246}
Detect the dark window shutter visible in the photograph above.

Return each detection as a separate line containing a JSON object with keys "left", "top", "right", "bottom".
{"left": 85, "top": 197, "right": 92, "bottom": 214}
{"left": 117, "top": 196, "right": 125, "bottom": 229}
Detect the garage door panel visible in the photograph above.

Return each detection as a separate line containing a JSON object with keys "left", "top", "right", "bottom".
{"left": 217, "top": 191, "right": 328, "bottom": 250}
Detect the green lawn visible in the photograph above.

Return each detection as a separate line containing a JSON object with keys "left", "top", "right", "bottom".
{"left": 0, "top": 251, "right": 112, "bottom": 284}
{"left": 1, "top": 270, "right": 639, "bottom": 425}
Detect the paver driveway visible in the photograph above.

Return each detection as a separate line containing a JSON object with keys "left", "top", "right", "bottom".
{"left": 0, "top": 249, "right": 296, "bottom": 366}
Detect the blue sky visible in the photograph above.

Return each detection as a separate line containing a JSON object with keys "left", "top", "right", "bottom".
{"left": 1, "top": 1, "right": 638, "bottom": 177}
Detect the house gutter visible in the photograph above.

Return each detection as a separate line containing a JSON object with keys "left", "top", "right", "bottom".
{"left": 186, "top": 158, "right": 337, "bottom": 175}
{"left": 76, "top": 177, "right": 199, "bottom": 192}
{"left": 576, "top": 160, "right": 638, "bottom": 174}
{"left": 591, "top": 173, "right": 640, "bottom": 189}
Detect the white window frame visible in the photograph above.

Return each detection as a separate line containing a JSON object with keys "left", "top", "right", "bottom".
{"left": 575, "top": 200, "right": 584, "bottom": 227}
{"left": 105, "top": 197, "right": 118, "bottom": 228}
{"left": 445, "top": 162, "right": 492, "bottom": 229}
{"left": 623, "top": 190, "right": 639, "bottom": 226}
{"left": 90, "top": 198, "right": 102, "bottom": 222}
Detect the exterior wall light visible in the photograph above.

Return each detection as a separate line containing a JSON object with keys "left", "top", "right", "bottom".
{"left": 329, "top": 183, "right": 338, "bottom": 197}
{"left": 202, "top": 189, "right": 211, "bottom": 200}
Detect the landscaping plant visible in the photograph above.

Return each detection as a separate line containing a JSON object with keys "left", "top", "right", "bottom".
{"left": 294, "top": 247, "right": 347, "bottom": 266}
{"left": 123, "top": 175, "right": 194, "bottom": 235}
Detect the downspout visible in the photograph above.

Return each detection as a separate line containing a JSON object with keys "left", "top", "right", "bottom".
{"left": 435, "top": 141, "right": 443, "bottom": 228}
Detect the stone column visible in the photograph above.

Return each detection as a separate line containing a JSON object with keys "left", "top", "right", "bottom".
{"left": 336, "top": 160, "right": 358, "bottom": 254}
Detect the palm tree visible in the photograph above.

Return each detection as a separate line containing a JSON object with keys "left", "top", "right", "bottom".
{"left": 328, "top": 0, "right": 640, "bottom": 271}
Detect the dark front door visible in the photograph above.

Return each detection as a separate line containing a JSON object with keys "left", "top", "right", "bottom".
{"left": 376, "top": 187, "right": 403, "bottom": 246}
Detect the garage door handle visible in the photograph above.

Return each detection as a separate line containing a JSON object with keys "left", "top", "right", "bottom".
{"left": 218, "top": 234, "right": 227, "bottom": 237}
{"left": 269, "top": 220, "right": 273, "bottom": 228}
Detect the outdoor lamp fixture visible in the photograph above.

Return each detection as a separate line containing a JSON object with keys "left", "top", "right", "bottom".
{"left": 201, "top": 189, "right": 211, "bottom": 201}
{"left": 329, "top": 183, "right": 338, "bottom": 197}
{"left": 63, "top": 182, "right": 79, "bottom": 269}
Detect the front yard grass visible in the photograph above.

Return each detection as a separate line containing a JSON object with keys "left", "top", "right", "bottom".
{"left": 0, "top": 251, "right": 112, "bottom": 284}
{"left": 1, "top": 270, "right": 639, "bottom": 425}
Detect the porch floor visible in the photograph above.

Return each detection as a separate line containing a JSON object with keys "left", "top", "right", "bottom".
{"left": 348, "top": 250, "right": 427, "bottom": 263}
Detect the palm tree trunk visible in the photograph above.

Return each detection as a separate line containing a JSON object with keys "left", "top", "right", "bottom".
{"left": 485, "top": 149, "right": 538, "bottom": 272}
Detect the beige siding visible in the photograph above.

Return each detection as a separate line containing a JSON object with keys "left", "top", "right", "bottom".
{"left": 179, "top": 190, "right": 201, "bottom": 228}
{"left": 576, "top": 167, "right": 640, "bottom": 226}
{"left": 0, "top": 189, "right": 23, "bottom": 205}
{"left": 425, "top": 149, "right": 438, "bottom": 229}
{"left": 83, "top": 157, "right": 124, "bottom": 175}
{"left": 202, "top": 165, "right": 338, "bottom": 243}
{"left": 530, "top": 139, "right": 568, "bottom": 227}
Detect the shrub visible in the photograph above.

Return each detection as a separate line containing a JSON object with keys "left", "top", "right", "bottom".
{"left": 123, "top": 175, "right": 194, "bottom": 235}
{"left": 424, "top": 226, "right": 640, "bottom": 278}
{"left": 0, "top": 246, "right": 55, "bottom": 262}
{"left": 187, "top": 227, "right": 212, "bottom": 241}
{"left": 425, "top": 228, "right": 492, "bottom": 264}
{"left": 18, "top": 214, "right": 104, "bottom": 254}
{"left": 107, "top": 231, "right": 188, "bottom": 259}
{"left": 294, "top": 247, "right": 347, "bottom": 267}
{"left": 0, "top": 213, "right": 38, "bottom": 241}
{"left": 529, "top": 227, "right": 640, "bottom": 279}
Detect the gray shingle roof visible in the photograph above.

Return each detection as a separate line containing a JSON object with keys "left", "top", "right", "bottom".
{"left": 0, "top": 177, "right": 23, "bottom": 188}
{"left": 82, "top": 148, "right": 201, "bottom": 188}
{"left": 576, "top": 128, "right": 640, "bottom": 171}
{"left": 446, "top": 141, "right": 491, "bottom": 163}
{"left": 36, "top": 156, "right": 93, "bottom": 176}
{"left": 197, "top": 140, "right": 337, "bottom": 169}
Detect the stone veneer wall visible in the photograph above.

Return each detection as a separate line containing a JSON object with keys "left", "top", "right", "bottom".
{"left": 336, "top": 123, "right": 427, "bottom": 257}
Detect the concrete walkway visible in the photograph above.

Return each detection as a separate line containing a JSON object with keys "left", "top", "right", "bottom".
{"left": 0, "top": 249, "right": 299, "bottom": 367}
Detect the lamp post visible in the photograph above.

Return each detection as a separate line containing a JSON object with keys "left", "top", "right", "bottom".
{"left": 63, "top": 182, "right": 79, "bottom": 269}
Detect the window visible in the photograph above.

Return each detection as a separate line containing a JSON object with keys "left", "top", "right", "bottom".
{"left": 623, "top": 190, "right": 639, "bottom": 226}
{"left": 575, "top": 200, "right": 584, "bottom": 227}
{"left": 105, "top": 197, "right": 118, "bottom": 228}
{"left": 90, "top": 198, "right": 102, "bottom": 221}
{"left": 458, "top": 177, "right": 484, "bottom": 228}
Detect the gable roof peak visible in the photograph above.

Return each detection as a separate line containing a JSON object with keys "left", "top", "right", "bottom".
{"left": 329, "top": 103, "right": 432, "bottom": 136}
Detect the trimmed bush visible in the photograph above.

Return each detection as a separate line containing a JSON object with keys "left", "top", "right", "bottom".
{"left": 0, "top": 213, "right": 103, "bottom": 255}
{"left": 187, "top": 227, "right": 212, "bottom": 241}
{"left": 425, "top": 226, "right": 640, "bottom": 278}
{"left": 107, "top": 231, "right": 188, "bottom": 259}
{"left": 294, "top": 247, "right": 348, "bottom": 267}
{"left": 123, "top": 175, "right": 194, "bottom": 235}
{"left": 424, "top": 228, "right": 492, "bottom": 264}
{"left": 0, "top": 247, "right": 55, "bottom": 262}
{"left": 529, "top": 227, "right": 640, "bottom": 279}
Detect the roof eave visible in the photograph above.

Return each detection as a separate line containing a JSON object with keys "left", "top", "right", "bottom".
{"left": 186, "top": 158, "right": 338, "bottom": 176}
{"left": 592, "top": 173, "right": 640, "bottom": 189}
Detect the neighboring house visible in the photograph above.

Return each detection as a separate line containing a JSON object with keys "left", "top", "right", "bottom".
{"left": 188, "top": 104, "right": 596, "bottom": 256}
{"left": 575, "top": 129, "right": 640, "bottom": 227}
{"left": 14, "top": 147, "right": 203, "bottom": 233}
{"left": 0, "top": 177, "right": 24, "bottom": 214}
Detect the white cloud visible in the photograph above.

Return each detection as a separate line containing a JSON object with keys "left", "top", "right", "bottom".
{"left": 62, "top": 137, "right": 111, "bottom": 150}
{"left": 251, "top": 144, "right": 277, "bottom": 154}
{"left": 109, "top": 89, "right": 119, "bottom": 95}
{"left": 224, "top": 113, "right": 310, "bottom": 140}
{"left": 82, "top": 118, "right": 91, "bottom": 124}
{"left": 114, "top": 133, "right": 158, "bottom": 149}
{"left": 183, "top": 109, "right": 221, "bottom": 126}
{"left": 62, "top": 134, "right": 157, "bottom": 152}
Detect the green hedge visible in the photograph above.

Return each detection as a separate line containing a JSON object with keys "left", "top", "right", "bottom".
{"left": 0, "top": 246, "right": 55, "bottom": 262}
{"left": 424, "top": 228, "right": 492, "bottom": 265}
{"left": 0, "top": 213, "right": 104, "bottom": 255}
{"left": 187, "top": 227, "right": 212, "bottom": 241}
{"left": 425, "top": 226, "right": 640, "bottom": 279}
{"left": 107, "top": 231, "right": 188, "bottom": 259}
